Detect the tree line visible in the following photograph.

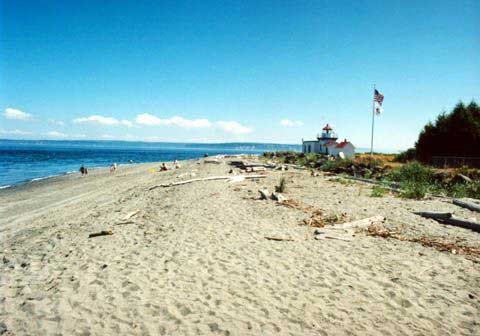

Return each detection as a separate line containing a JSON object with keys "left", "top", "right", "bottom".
{"left": 396, "top": 101, "right": 480, "bottom": 166}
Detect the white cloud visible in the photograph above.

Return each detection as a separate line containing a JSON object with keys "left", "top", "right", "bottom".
{"left": 135, "top": 113, "right": 212, "bottom": 128}
{"left": 0, "top": 129, "right": 33, "bottom": 136}
{"left": 135, "top": 113, "right": 161, "bottom": 125}
{"left": 280, "top": 119, "right": 303, "bottom": 127}
{"left": 74, "top": 115, "right": 123, "bottom": 126}
{"left": 46, "top": 131, "right": 67, "bottom": 138}
{"left": 121, "top": 120, "right": 133, "bottom": 127}
{"left": 3, "top": 108, "right": 33, "bottom": 121}
{"left": 216, "top": 121, "right": 253, "bottom": 134}
{"left": 48, "top": 119, "right": 65, "bottom": 126}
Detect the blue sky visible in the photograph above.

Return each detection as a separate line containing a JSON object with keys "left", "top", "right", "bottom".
{"left": 1, "top": 0, "right": 479, "bottom": 150}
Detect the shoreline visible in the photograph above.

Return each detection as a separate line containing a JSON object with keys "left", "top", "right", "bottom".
{"left": 0, "top": 153, "right": 258, "bottom": 191}
{"left": 0, "top": 159, "right": 185, "bottom": 192}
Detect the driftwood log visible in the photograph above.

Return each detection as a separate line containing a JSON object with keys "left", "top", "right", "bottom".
{"left": 122, "top": 210, "right": 140, "bottom": 221}
{"left": 342, "top": 176, "right": 401, "bottom": 192}
{"left": 330, "top": 215, "right": 385, "bottom": 230}
{"left": 259, "top": 189, "right": 269, "bottom": 200}
{"left": 204, "top": 159, "right": 221, "bottom": 164}
{"left": 88, "top": 230, "right": 113, "bottom": 238}
{"left": 149, "top": 175, "right": 266, "bottom": 190}
{"left": 271, "top": 192, "right": 286, "bottom": 202}
{"left": 453, "top": 198, "right": 480, "bottom": 213}
{"left": 264, "top": 236, "right": 295, "bottom": 242}
{"left": 414, "top": 212, "right": 480, "bottom": 233}
{"left": 314, "top": 235, "right": 353, "bottom": 242}
{"left": 413, "top": 212, "right": 452, "bottom": 220}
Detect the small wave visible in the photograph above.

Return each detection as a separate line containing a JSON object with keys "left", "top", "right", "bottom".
{"left": 0, "top": 184, "right": 12, "bottom": 190}
{"left": 30, "top": 175, "right": 56, "bottom": 182}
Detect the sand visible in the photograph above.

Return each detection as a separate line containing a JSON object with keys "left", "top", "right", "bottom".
{"left": 1, "top": 157, "right": 479, "bottom": 335}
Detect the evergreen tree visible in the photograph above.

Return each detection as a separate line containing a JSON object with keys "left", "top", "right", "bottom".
{"left": 415, "top": 101, "right": 480, "bottom": 162}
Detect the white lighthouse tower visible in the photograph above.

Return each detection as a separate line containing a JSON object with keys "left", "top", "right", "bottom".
{"left": 317, "top": 124, "right": 338, "bottom": 145}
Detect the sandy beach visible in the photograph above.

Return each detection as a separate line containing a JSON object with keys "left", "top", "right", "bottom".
{"left": 1, "top": 157, "right": 479, "bottom": 335}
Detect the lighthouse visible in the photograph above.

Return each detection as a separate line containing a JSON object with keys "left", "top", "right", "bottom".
{"left": 301, "top": 124, "right": 355, "bottom": 158}
{"left": 317, "top": 124, "right": 338, "bottom": 143}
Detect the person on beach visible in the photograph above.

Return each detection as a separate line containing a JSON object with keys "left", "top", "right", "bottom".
{"left": 110, "top": 163, "right": 117, "bottom": 173}
{"left": 160, "top": 163, "right": 168, "bottom": 171}
{"left": 174, "top": 160, "right": 181, "bottom": 169}
{"left": 79, "top": 165, "right": 88, "bottom": 175}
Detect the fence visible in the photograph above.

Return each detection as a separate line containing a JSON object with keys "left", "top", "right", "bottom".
{"left": 431, "top": 156, "right": 480, "bottom": 168}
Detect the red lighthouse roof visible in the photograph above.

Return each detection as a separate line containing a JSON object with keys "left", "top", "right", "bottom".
{"left": 336, "top": 139, "right": 350, "bottom": 149}
{"left": 322, "top": 123, "right": 332, "bottom": 131}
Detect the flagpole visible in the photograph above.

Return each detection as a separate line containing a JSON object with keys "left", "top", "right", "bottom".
{"left": 370, "top": 84, "right": 376, "bottom": 156}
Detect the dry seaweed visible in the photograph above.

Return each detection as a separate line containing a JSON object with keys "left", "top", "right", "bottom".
{"left": 303, "top": 209, "right": 325, "bottom": 228}
{"left": 366, "top": 224, "right": 480, "bottom": 257}
{"left": 278, "top": 199, "right": 314, "bottom": 212}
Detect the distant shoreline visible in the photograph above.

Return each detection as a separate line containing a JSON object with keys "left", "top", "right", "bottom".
{"left": 0, "top": 138, "right": 402, "bottom": 153}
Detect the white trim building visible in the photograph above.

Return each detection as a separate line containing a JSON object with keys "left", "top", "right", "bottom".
{"left": 302, "top": 124, "right": 355, "bottom": 158}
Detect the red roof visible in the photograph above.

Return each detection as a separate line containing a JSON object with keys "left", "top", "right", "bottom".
{"left": 322, "top": 123, "right": 332, "bottom": 131}
{"left": 336, "top": 140, "right": 351, "bottom": 149}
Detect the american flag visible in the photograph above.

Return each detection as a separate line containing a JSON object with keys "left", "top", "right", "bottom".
{"left": 374, "top": 89, "right": 384, "bottom": 105}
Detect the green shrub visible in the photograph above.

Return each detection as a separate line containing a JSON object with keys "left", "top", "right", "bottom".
{"left": 321, "top": 159, "right": 354, "bottom": 172}
{"left": 449, "top": 181, "right": 480, "bottom": 199}
{"left": 370, "top": 185, "right": 387, "bottom": 197}
{"left": 297, "top": 153, "right": 321, "bottom": 167}
{"left": 401, "top": 182, "right": 429, "bottom": 199}
{"left": 387, "top": 162, "right": 437, "bottom": 198}
{"left": 356, "top": 156, "right": 383, "bottom": 168}
{"left": 394, "top": 148, "right": 416, "bottom": 162}
{"left": 388, "top": 161, "right": 434, "bottom": 184}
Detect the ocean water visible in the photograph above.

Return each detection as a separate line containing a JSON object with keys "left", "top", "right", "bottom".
{"left": 0, "top": 140, "right": 301, "bottom": 188}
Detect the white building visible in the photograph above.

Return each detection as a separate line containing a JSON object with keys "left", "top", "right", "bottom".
{"left": 302, "top": 124, "right": 355, "bottom": 158}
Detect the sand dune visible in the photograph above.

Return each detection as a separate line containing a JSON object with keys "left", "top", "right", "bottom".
{"left": 1, "top": 158, "right": 479, "bottom": 335}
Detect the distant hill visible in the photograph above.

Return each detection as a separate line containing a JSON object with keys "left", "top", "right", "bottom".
{"left": 0, "top": 139, "right": 302, "bottom": 152}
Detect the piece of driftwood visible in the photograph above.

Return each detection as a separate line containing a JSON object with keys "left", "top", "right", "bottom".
{"left": 122, "top": 210, "right": 140, "bottom": 221}
{"left": 414, "top": 212, "right": 480, "bottom": 233}
{"left": 330, "top": 215, "right": 385, "bottom": 230}
{"left": 418, "top": 265, "right": 435, "bottom": 276}
{"left": 228, "top": 176, "right": 245, "bottom": 183}
{"left": 264, "top": 236, "right": 295, "bottom": 242}
{"left": 456, "top": 174, "right": 472, "bottom": 183}
{"left": 149, "top": 175, "right": 266, "bottom": 190}
{"left": 115, "top": 221, "right": 135, "bottom": 226}
{"left": 342, "top": 176, "right": 401, "bottom": 192}
{"left": 453, "top": 198, "right": 480, "bottom": 213}
{"left": 413, "top": 212, "right": 453, "bottom": 220}
{"left": 204, "top": 159, "right": 221, "bottom": 164}
{"left": 88, "top": 230, "right": 113, "bottom": 238}
{"left": 259, "top": 189, "right": 269, "bottom": 200}
{"left": 230, "top": 161, "right": 272, "bottom": 169}
{"left": 314, "top": 234, "right": 352, "bottom": 242}
{"left": 271, "top": 192, "right": 286, "bottom": 202}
